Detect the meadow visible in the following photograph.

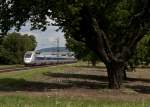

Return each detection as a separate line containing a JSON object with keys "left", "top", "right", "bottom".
{"left": 0, "top": 62, "right": 149, "bottom": 107}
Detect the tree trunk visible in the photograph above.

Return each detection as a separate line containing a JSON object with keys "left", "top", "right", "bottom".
{"left": 106, "top": 61, "right": 124, "bottom": 89}
{"left": 91, "top": 60, "right": 96, "bottom": 67}
{"left": 87, "top": 60, "right": 90, "bottom": 66}
{"left": 123, "top": 66, "right": 127, "bottom": 80}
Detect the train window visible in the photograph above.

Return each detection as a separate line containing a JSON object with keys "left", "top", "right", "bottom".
{"left": 36, "top": 57, "right": 45, "bottom": 60}
{"left": 61, "top": 54, "right": 66, "bottom": 56}
{"left": 44, "top": 57, "right": 69, "bottom": 60}
{"left": 46, "top": 57, "right": 52, "bottom": 60}
{"left": 51, "top": 58, "right": 58, "bottom": 60}
{"left": 24, "top": 53, "right": 32, "bottom": 58}
{"left": 57, "top": 58, "right": 66, "bottom": 60}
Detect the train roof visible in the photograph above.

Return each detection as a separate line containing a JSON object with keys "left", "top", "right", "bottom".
{"left": 37, "top": 47, "right": 69, "bottom": 52}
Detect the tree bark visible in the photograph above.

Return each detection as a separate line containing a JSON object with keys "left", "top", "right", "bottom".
{"left": 106, "top": 60, "right": 124, "bottom": 89}
{"left": 123, "top": 67, "right": 127, "bottom": 80}
{"left": 91, "top": 60, "right": 96, "bottom": 67}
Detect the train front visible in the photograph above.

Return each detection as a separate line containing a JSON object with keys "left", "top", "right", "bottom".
{"left": 24, "top": 51, "right": 35, "bottom": 65}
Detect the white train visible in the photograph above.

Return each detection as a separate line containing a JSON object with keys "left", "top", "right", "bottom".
{"left": 24, "top": 51, "right": 76, "bottom": 65}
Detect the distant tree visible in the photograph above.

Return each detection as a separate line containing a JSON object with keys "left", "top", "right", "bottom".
{"left": 129, "top": 35, "right": 150, "bottom": 67}
{"left": 0, "top": 32, "right": 37, "bottom": 64}
{"left": 0, "top": 45, "right": 12, "bottom": 64}
{"left": 66, "top": 37, "right": 99, "bottom": 66}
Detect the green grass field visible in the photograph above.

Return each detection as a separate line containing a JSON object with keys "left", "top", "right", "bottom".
{"left": 0, "top": 95, "right": 149, "bottom": 107}
{"left": 0, "top": 63, "right": 149, "bottom": 107}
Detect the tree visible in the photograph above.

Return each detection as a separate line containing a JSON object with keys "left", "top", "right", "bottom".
{"left": 0, "top": 32, "right": 37, "bottom": 64}
{"left": 0, "top": 0, "right": 150, "bottom": 88}
{"left": 66, "top": 37, "right": 99, "bottom": 66}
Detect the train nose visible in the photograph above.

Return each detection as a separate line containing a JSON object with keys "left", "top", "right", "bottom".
{"left": 24, "top": 58, "right": 31, "bottom": 63}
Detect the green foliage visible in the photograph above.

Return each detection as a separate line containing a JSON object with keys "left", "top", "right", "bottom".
{"left": 0, "top": 0, "right": 149, "bottom": 62}
{"left": 66, "top": 37, "right": 99, "bottom": 66}
{"left": 0, "top": 32, "right": 37, "bottom": 64}
{"left": 0, "top": 45, "right": 12, "bottom": 64}
{"left": 66, "top": 37, "right": 87, "bottom": 59}
{"left": 129, "top": 35, "right": 150, "bottom": 66}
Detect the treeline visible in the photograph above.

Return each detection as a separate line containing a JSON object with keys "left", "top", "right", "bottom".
{"left": 0, "top": 32, "right": 37, "bottom": 64}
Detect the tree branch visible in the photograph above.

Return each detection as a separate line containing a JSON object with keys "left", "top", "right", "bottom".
{"left": 120, "top": 0, "right": 150, "bottom": 61}
{"left": 121, "top": 25, "right": 146, "bottom": 61}
{"left": 91, "top": 17, "right": 115, "bottom": 63}
{"left": 129, "top": 0, "right": 150, "bottom": 26}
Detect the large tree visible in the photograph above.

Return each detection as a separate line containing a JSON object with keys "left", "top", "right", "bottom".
{"left": 0, "top": 0, "right": 150, "bottom": 88}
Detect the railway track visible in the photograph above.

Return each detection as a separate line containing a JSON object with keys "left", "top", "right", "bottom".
{"left": 0, "top": 62, "right": 75, "bottom": 73}
{"left": 0, "top": 65, "right": 55, "bottom": 73}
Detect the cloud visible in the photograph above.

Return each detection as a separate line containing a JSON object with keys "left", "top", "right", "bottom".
{"left": 19, "top": 24, "right": 65, "bottom": 50}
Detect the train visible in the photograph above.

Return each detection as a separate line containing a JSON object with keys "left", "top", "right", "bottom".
{"left": 24, "top": 51, "right": 76, "bottom": 66}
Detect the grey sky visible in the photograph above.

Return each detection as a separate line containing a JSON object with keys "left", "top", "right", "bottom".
{"left": 19, "top": 24, "right": 66, "bottom": 50}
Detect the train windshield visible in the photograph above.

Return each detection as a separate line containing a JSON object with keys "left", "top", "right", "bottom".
{"left": 24, "top": 53, "right": 32, "bottom": 58}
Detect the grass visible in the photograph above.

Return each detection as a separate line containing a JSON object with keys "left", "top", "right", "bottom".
{"left": 0, "top": 65, "right": 65, "bottom": 79}
{"left": 0, "top": 95, "right": 149, "bottom": 107}
{"left": 0, "top": 64, "right": 23, "bottom": 68}
{"left": 0, "top": 65, "right": 66, "bottom": 91}
{"left": 0, "top": 63, "right": 149, "bottom": 107}
{"left": 73, "top": 61, "right": 106, "bottom": 67}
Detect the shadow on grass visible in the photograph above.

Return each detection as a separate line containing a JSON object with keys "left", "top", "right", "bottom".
{"left": 127, "top": 77, "right": 150, "bottom": 83}
{"left": 73, "top": 65, "right": 106, "bottom": 70}
{"left": 0, "top": 75, "right": 108, "bottom": 92}
{"left": 0, "top": 78, "right": 74, "bottom": 91}
{"left": 0, "top": 72, "right": 149, "bottom": 94}
{"left": 44, "top": 72, "right": 107, "bottom": 82}
{"left": 126, "top": 85, "right": 150, "bottom": 94}
{"left": 124, "top": 77, "right": 150, "bottom": 94}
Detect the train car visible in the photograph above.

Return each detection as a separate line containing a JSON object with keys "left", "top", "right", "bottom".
{"left": 24, "top": 51, "right": 76, "bottom": 66}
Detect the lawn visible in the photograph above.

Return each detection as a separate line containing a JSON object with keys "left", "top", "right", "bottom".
{"left": 0, "top": 95, "right": 149, "bottom": 107}
{"left": 0, "top": 62, "right": 149, "bottom": 107}
{"left": 0, "top": 64, "right": 23, "bottom": 68}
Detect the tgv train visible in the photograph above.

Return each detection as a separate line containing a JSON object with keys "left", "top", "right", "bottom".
{"left": 24, "top": 51, "right": 76, "bottom": 65}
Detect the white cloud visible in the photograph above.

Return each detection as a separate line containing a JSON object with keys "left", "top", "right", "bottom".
{"left": 19, "top": 24, "right": 66, "bottom": 50}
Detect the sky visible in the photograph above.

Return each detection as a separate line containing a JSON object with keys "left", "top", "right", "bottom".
{"left": 18, "top": 23, "right": 66, "bottom": 50}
